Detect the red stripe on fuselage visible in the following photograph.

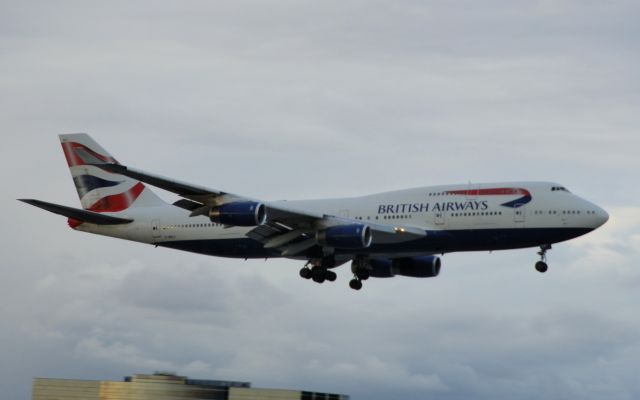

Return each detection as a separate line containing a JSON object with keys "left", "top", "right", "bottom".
{"left": 87, "top": 182, "right": 145, "bottom": 212}
{"left": 446, "top": 188, "right": 531, "bottom": 197}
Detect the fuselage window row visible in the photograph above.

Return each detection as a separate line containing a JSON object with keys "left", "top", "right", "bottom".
{"left": 162, "top": 223, "right": 226, "bottom": 230}
{"left": 355, "top": 209, "right": 598, "bottom": 221}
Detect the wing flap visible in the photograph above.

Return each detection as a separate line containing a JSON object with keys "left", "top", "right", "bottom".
{"left": 280, "top": 238, "right": 317, "bottom": 256}
{"left": 264, "top": 202, "right": 324, "bottom": 223}
{"left": 19, "top": 199, "right": 133, "bottom": 225}
{"left": 263, "top": 229, "right": 306, "bottom": 248}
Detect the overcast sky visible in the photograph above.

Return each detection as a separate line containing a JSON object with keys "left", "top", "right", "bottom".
{"left": 2, "top": 1, "right": 640, "bottom": 399}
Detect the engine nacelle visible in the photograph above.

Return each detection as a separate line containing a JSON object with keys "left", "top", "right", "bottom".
{"left": 316, "top": 224, "right": 372, "bottom": 249}
{"left": 369, "top": 256, "right": 441, "bottom": 278}
{"left": 209, "top": 201, "right": 266, "bottom": 226}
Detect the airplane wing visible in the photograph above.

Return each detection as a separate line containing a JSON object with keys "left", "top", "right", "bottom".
{"left": 94, "top": 163, "right": 234, "bottom": 204}
{"left": 94, "top": 163, "right": 426, "bottom": 255}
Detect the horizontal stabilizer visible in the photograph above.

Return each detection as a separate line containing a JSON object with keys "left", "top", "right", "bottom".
{"left": 18, "top": 199, "right": 133, "bottom": 225}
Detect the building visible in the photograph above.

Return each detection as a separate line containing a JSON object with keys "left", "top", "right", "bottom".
{"left": 32, "top": 372, "right": 349, "bottom": 400}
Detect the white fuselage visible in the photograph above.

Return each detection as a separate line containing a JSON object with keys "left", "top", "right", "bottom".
{"left": 75, "top": 181, "right": 608, "bottom": 259}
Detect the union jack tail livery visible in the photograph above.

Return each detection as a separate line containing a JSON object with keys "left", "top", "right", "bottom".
{"left": 60, "top": 134, "right": 166, "bottom": 212}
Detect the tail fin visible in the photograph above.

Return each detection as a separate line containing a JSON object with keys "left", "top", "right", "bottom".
{"left": 60, "top": 133, "right": 166, "bottom": 212}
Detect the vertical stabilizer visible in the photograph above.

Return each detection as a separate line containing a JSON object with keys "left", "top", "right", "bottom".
{"left": 59, "top": 133, "right": 166, "bottom": 212}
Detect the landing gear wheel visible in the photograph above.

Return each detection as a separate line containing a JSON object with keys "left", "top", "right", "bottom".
{"left": 351, "top": 257, "right": 371, "bottom": 281}
{"left": 311, "top": 266, "right": 326, "bottom": 283}
{"left": 325, "top": 270, "right": 337, "bottom": 282}
{"left": 349, "top": 279, "right": 363, "bottom": 290}
{"left": 356, "top": 269, "right": 370, "bottom": 281}
{"left": 535, "top": 244, "right": 551, "bottom": 273}
{"left": 535, "top": 261, "right": 548, "bottom": 273}
{"left": 299, "top": 267, "right": 312, "bottom": 279}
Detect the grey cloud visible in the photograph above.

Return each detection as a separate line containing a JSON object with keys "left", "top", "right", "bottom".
{"left": 3, "top": 1, "right": 640, "bottom": 399}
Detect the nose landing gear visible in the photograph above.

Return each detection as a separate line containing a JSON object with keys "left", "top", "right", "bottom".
{"left": 535, "top": 244, "right": 551, "bottom": 273}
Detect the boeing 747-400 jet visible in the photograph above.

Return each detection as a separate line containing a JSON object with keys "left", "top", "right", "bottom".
{"left": 21, "top": 134, "right": 609, "bottom": 290}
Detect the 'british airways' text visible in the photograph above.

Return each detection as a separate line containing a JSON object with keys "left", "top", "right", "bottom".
{"left": 378, "top": 201, "right": 489, "bottom": 214}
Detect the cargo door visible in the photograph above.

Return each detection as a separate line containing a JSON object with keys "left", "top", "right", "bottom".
{"left": 435, "top": 211, "right": 445, "bottom": 226}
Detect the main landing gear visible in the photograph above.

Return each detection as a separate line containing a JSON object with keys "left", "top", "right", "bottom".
{"left": 349, "top": 278, "right": 363, "bottom": 290}
{"left": 300, "top": 257, "right": 370, "bottom": 290}
{"left": 349, "top": 257, "right": 370, "bottom": 291}
{"left": 299, "top": 259, "right": 337, "bottom": 284}
{"left": 535, "top": 244, "right": 551, "bottom": 273}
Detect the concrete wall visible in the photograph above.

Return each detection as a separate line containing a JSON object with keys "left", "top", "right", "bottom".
{"left": 229, "top": 388, "right": 301, "bottom": 400}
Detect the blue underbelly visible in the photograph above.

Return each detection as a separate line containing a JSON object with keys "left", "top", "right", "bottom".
{"left": 156, "top": 227, "right": 593, "bottom": 259}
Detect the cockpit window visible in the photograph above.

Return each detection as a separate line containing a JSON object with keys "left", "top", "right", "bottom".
{"left": 551, "top": 186, "right": 570, "bottom": 192}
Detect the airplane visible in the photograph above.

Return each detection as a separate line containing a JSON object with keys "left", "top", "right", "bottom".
{"left": 20, "top": 134, "right": 609, "bottom": 290}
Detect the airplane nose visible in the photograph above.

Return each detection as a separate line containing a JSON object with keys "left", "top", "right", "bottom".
{"left": 595, "top": 206, "right": 609, "bottom": 227}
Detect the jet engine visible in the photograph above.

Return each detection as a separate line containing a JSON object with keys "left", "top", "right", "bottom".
{"left": 209, "top": 201, "right": 266, "bottom": 226}
{"left": 316, "top": 224, "right": 372, "bottom": 249}
{"left": 369, "top": 256, "right": 441, "bottom": 278}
